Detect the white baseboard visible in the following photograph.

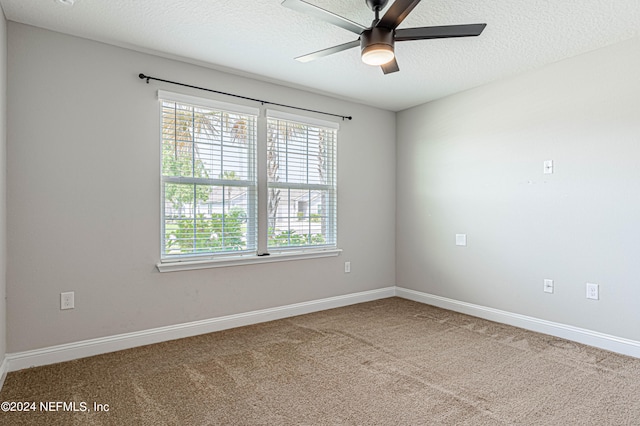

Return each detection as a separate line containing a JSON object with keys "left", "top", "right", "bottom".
{"left": 6, "top": 287, "right": 395, "bottom": 373}
{"left": 396, "top": 287, "right": 640, "bottom": 358}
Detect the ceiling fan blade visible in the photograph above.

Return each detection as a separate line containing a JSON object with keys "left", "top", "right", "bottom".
{"left": 395, "top": 23, "right": 487, "bottom": 41}
{"left": 381, "top": 58, "right": 400, "bottom": 74}
{"left": 282, "top": 0, "right": 366, "bottom": 34}
{"left": 295, "top": 40, "right": 360, "bottom": 63}
{"left": 376, "top": 0, "right": 422, "bottom": 30}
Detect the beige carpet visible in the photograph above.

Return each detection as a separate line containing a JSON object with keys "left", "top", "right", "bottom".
{"left": 2, "top": 297, "right": 640, "bottom": 425}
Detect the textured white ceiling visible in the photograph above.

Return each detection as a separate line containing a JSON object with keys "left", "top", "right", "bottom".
{"left": 1, "top": 0, "right": 639, "bottom": 111}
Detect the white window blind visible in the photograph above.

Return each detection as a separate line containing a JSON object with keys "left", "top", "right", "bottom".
{"left": 160, "top": 93, "right": 258, "bottom": 259}
{"left": 266, "top": 110, "right": 338, "bottom": 250}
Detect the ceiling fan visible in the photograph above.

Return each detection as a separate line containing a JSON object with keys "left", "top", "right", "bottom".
{"left": 282, "top": 0, "right": 486, "bottom": 74}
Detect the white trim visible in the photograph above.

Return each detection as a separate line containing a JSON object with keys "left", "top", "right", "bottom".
{"left": 396, "top": 287, "right": 640, "bottom": 358}
{"left": 267, "top": 109, "right": 340, "bottom": 130}
{"left": 5, "top": 287, "right": 395, "bottom": 372}
{"left": 0, "top": 357, "right": 8, "bottom": 391}
{"left": 157, "top": 90, "right": 259, "bottom": 116}
{"left": 157, "top": 248, "right": 342, "bottom": 272}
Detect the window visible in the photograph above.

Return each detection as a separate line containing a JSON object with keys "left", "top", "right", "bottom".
{"left": 159, "top": 92, "right": 338, "bottom": 268}
{"left": 267, "top": 111, "right": 337, "bottom": 250}
{"left": 160, "top": 91, "right": 258, "bottom": 260}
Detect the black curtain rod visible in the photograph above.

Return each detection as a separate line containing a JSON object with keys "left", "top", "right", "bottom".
{"left": 139, "top": 73, "right": 352, "bottom": 121}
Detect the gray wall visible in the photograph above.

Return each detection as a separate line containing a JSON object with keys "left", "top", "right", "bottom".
{"left": 397, "top": 36, "right": 640, "bottom": 341}
{"left": 0, "top": 10, "right": 6, "bottom": 366}
{"left": 6, "top": 23, "right": 396, "bottom": 353}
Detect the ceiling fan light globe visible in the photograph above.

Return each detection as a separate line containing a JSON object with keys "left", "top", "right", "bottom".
{"left": 361, "top": 44, "right": 395, "bottom": 66}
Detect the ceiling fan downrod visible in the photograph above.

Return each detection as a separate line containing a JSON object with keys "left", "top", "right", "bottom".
{"left": 366, "top": 0, "right": 389, "bottom": 22}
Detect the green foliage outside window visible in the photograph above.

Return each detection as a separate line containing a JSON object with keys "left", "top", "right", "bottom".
{"left": 166, "top": 208, "right": 247, "bottom": 253}
{"left": 268, "top": 229, "right": 325, "bottom": 247}
{"left": 162, "top": 142, "right": 210, "bottom": 208}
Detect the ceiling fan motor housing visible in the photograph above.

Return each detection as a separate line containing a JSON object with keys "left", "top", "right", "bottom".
{"left": 361, "top": 27, "right": 395, "bottom": 57}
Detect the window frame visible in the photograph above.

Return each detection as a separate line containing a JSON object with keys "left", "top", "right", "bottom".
{"left": 156, "top": 92, "right": 341, "bottom": 272}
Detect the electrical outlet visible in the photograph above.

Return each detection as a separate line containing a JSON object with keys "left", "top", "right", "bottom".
{"left": 544, "top": 279, "right": 554, "bottom": 294}
{"left": 344, "top": 261, "right": 351, "bottom": 273}
{"left": 61, "top": 291, "right": 75, "bottom": 310}
{"left": 586, "top": 283, "right": 599, "bottom": 300}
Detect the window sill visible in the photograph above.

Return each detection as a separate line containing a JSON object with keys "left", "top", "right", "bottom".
{"left": 157, "top": 248, "right": 343, "bottom": 273}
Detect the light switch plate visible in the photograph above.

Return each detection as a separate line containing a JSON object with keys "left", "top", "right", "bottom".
{"left": 544, "top": 160, "right": 554, "bottom": 174}
{"left": 455, "top": 234, "right": 467, "bottom": 246}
